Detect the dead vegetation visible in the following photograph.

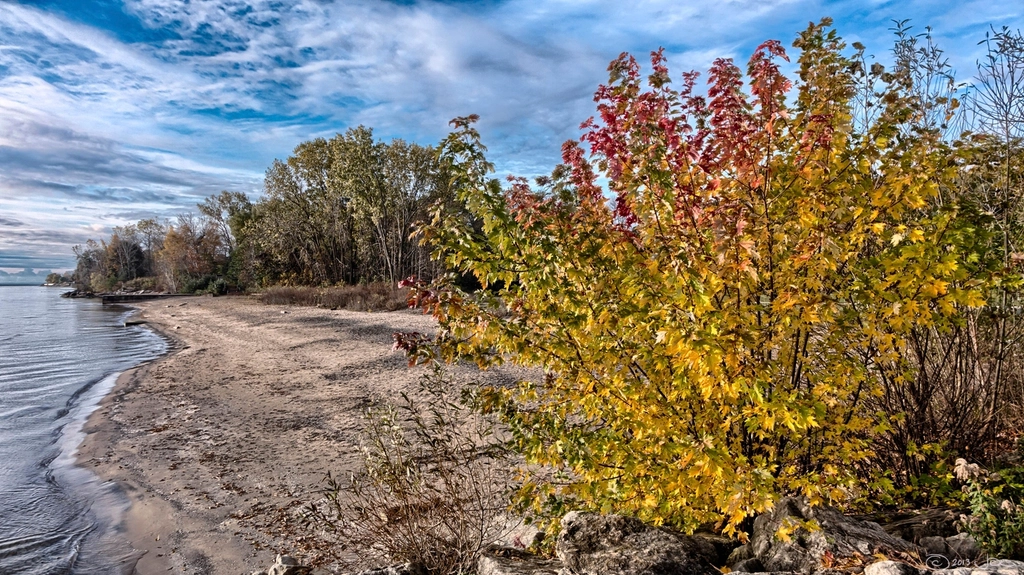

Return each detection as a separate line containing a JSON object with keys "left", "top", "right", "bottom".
{"left": 257, "top": 284, "right": 411, "bottom": 312}
{"left": 299, "top": 365, "right": 517, "bottom": 574}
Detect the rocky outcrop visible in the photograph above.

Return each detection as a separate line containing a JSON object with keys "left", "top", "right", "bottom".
{"left": 555, "top": 512, "right": 720, "bottom": 575}
{"left": 319, "top": 502, "right": 1019, "bottom": 575}
{"left": 747, "top": 497, "right": 924, "bottom": 574}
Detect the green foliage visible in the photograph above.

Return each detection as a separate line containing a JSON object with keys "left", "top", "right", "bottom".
{"left": 243, "top": 127, "right": 451, "bottom": 287}
{"left": 410, "top": 20, "right": 997, "bottom": 537}
{"left": 44, "top": 272, "right": 66, "bottom": 285}
{"left": 208, "top": 277, "right": 229, "bottom": 296}
{"left": 960, "top": 460, "right": 1024, "bottom": 559}
{"left": 181, "top": 274, "right": 220, "bottom": 295}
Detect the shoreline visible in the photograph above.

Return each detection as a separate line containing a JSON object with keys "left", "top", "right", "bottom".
{"left": 75, "top": 295, "right": 531, "bottom": 574}
{"left": 77, "top": 318, "right": 185, "bottom": 575}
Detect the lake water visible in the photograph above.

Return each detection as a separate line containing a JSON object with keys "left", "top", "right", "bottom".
{"left": 0, "top": 286, "right": 167, "bottom": 574}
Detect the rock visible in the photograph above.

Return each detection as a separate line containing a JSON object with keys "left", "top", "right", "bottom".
{"left": 729, "top": 544, "right": 754, "bottom": 566}
{"left": 864, "top": 561, "right": 923, "bottom": 575}
{"left": 493, "top": 514, "right": 546, "bottom": 550}
{"left": 921, "top": 536, "right": 950, "bottom": 557}
{"left": 695, "top": 533, "right": 741, "bottom": 566}
{"left": 266, "top": 554, "right": 310, "bottom": 575}
{"left": 555, "top": 511, "right": 720, "bottom": 575}
{"left": 749, "top": 497, "right": 923, "bottom": 574}
{"left": 733, "top": 558, "right": 766, "bottom": 572}
{"left": 477, "top": 546, "right": 562, "bottom": 575}
{"left": 946, "top": 533, "right": 981, "bottom": 560}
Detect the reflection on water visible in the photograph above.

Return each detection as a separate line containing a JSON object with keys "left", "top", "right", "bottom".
{"left": 0, "top": 286, "right": 166, "bottom": 574}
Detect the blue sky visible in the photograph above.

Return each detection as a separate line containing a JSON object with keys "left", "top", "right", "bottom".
{"left": 1, "top": 0, "right": 1022, "bottom": 272}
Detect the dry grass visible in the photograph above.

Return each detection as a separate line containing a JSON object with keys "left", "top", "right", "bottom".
{"left": 300, "top": 366, "right": 516, "bottom": 574}
{"left": 258, "top": 284, "right": 411, "bottom": 312}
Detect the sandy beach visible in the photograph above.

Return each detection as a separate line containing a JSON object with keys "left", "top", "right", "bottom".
{"left": 76, "top": 295, "right": 520, "bottom": 575}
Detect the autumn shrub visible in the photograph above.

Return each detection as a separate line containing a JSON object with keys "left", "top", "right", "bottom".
{"left": 302, "top": 365, "right": 515, "bottom": 573}
{"left": 400, "top": 19, "right": 998, "bottom": 538}
{"left": 258, "top": 283, "right": 410, "bottom": 311}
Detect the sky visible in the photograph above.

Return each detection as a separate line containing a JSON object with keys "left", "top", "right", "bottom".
{"left": 1, "top": 0, "right": 1022, "bottom": 273}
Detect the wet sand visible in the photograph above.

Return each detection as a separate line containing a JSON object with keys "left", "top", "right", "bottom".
{"left": 76, "top": 295, "right": 518, "bottom": 574}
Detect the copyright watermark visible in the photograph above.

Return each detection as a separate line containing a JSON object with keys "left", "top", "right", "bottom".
{"left": 924, "top": 554, "right": 991, "bottom": 570}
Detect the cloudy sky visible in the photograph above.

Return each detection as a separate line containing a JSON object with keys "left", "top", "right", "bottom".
{"left": 1, "top": 0, "right": 1021, "bottom": 272}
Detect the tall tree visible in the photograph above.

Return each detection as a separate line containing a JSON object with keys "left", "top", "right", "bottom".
{"left": 198, "top": 191, "right": 252, "bottom": 254}
{"left": 332, "top": 127, "right": 448, "bottom": 283}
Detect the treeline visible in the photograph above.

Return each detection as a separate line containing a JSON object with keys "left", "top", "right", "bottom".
{"left": 72, "top": 127, "right": 452, "bottom": 294}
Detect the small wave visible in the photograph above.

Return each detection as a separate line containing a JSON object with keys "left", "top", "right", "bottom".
{"left": 0, "top": 531, "right": 74, "bottom": 557}
{"left": 0, "top": 288, "right": 167, "bottom": 574}
{"left": 0, "top": 528, "right": 88, "bottom": 575}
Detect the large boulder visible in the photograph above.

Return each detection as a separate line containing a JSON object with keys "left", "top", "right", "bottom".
{"left": 555, "top": 512, "right": 720, "bottom": 575}
{"left": 749, "top": 497, "right": 923, "bottom": 574}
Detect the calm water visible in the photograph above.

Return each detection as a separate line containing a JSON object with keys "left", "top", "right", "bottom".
{"left": 0, "top": 286, "right": 167, "bottom": 574}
